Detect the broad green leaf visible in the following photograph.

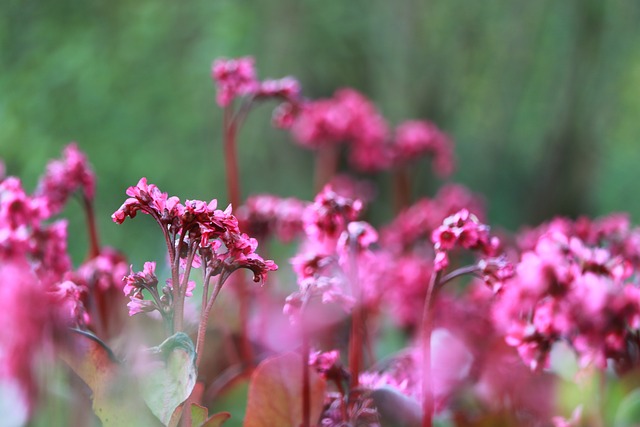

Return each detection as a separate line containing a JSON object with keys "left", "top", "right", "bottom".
{"left": 60, "top": 333, "right": 161, "bottom": 426}
{"left": 140, "top": 332, "right": 198, "bottom": 426}
{"left": 614, "top": 388, "right": 640, "bottom": 427}
{"left": 244, "top": 352, "right": 326, "bottom": 427}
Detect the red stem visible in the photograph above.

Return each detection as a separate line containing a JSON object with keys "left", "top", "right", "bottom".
{"left": 82, "top": 196, "right": 101, "bottom": 259}
{"left": 348, "top": 305, "right": 364, "bottom": 390}
{"left": 222, "top": 106, "right": 253, "bottom": 367}
{"left": 172, "top": 231, "right": 186, "bottom": 333}
{"left": 421, "top": 269, "right": 442, "bottom": 427}
{"left": 314, "top": 144, "right": 339, "bottom": 192}
{"left": 196, "top": 274, "right": 224, "bottom": 369}
{"left": 393, "top": 165, "right": 411, "bottom": 213}
{"left": 223, "top": 107, "right": 241, "bottom": 209}
{"left": 302, "top": 327, "right": 311, "bottom": 427}
{"left": 347, "top": 244, "right": 364, "bottom": 390}
{"left": 82, "top": 196, "right": 109, "bottom": 335}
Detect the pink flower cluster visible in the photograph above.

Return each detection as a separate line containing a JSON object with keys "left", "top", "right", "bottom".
{"left": 236, "top": 194, "right": 308, "bottom": 242}
{"left": 112, "top": 178, "right": 277, "bottom": 316}
{"left": 211, "top": 56, "right": 300, "bottom": 109}
{"left": 35, "top": 143, "right": 95, "bottom": 215}
{"left": 392, "top": 120, "right": 455, "bottom": 176}
{"left": 431, "top": 209, "right": 500, "bottom": 272}
{"left": 290, "top": 89, "right": 456, "bottom": 176}
{"left": 285, "top": 185, "right": 379, "bottom": 319}
{"left": 496, "top": 230, "right": 640, "bottom": 371}
{"left": 0, "top": 144, "right": 103, "bottom": 414}
{"left": 381, "top": 183, "right": 485, "bottom": 252}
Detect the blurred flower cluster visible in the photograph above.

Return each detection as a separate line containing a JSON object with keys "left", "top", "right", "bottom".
{"left": 3, "top": 56, "right": 640, "bottom": 427}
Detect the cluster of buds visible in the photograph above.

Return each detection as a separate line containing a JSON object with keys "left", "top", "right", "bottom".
{"left": 431, "top": 208, "right": 500, "bottom": 272}
{"left": 290, "top": 88, "right": 455, "bottom": 176}
{"left": 392, "top": 120, "right": 455, "bottom": 176}
{"left": 35, "top": 143, "right": 95, "bottom": 216}
{"left": 211, "top": 56, "right": 301, "bottom": 129}
{"left": 112, "top": 178, "right": 277, "bottom": 319}
{"left": 285, "top": 185, "right": 375, "bottom": 319}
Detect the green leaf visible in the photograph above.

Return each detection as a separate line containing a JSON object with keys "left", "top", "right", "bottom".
{"left": 187, "top": 403, "right": 231, "bottom": 427}
{"left": 614, "top": 388, "right": 640, "bottom": 427}
{"left": 244, "top": 352, "right": 326, "bottom": 427}
{"left": 140, "top": 332, "right": 198, "bottom": 426}
{"left": 191, "top": 404, "right": 209, "bottom": 426}
{"left": 60, "top": 333, "right": 161, "bottom": 426}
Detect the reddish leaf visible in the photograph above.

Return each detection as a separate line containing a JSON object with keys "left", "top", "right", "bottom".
{"left": 244, "top": 352, "right": 326, "bottom": 427}
{"left": 201, "top": 412, "right": 231, "bottom": 427}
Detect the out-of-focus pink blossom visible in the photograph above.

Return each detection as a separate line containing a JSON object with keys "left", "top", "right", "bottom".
{"left": 431, "top": 208, "right": 499, "bottom": 272}
{"left": 392, "top": 120, "right": 455, "bottom": 177}
{"left": 496, "top": 229, "right": 640, "bottom": 372}
{"left": 381, "top": 183, "right": 485, "bottom": 253}
{"left": 35, "top": 143, "right": 95, "bottom": 215}
{"left": 303, "top": 184, "right": 363, "bottom": 241}
{"left": 49, "top": 280, "right": 90, "bottom": 327}
{"left": 290, "top": 88, "right": 390, "bottom": 171}
{"left": 257, "top": 76, "right": 300, "bottom": 102}
{"left": 0, "top": 260, "right": 59, "bottom": 415}
{"left": 236, "top": 194, "right": 308, "bottom": 242}
{"left": 211, "top": 57, "right": 259, "bottom": 107}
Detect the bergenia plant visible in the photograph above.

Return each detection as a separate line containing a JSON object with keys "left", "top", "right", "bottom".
{"left": 5, "top": 55, "right": 640, "bottom": 427}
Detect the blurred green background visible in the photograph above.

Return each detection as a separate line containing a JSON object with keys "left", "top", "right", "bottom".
{"left": 2, "top": 0, "right": 640, "bottom": 266}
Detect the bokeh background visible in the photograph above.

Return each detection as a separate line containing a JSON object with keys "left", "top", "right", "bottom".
{"left": 2, "top": 0, "right": 640, "bottom": 265}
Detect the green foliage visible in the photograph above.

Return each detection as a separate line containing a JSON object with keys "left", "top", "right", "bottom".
{"left": 140, "top": 332, "right": 198, "bottom": 426}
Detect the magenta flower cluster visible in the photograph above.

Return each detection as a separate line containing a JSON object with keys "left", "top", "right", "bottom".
{"left": 496, "top": 224, "right": 640, "bottom": 371}
{"left": 113, "top": 177, "right": 277, "bottom": 319}
{"left": 6, "top": 55, "right": 640, "bottom": 427}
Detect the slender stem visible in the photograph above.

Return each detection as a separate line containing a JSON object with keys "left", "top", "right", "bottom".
{"left": 438, "top": 265, "right": 481, "bottom": 289}
{"left": 176, "top": 239, "right": 198, "bottom": 319}
{"left": 300, "top": 296, "right": 311, "bottom": 427}
{"left": 421, "top": 269, "right": 442, "bottom": 427}
{"left": 231, "top": 96, "right": 255, "bottom": 130}
{"left": 314, "top": 144, "right": 339, "bottom": 192}
{"left": 347, "top": 242, "right": 364, "bottom": 390}
{"left": 393, "top": 165, "right": 411, "bottom": 213}
{"left": 172, "top": 232, "right": 187, "bottom": 333}
{"left": 301, "top": 326, "right": 311, "bottom": 427}
{"left": 81, "top": 195, "right": 108, "bottom": 335}
{"left": 223, "top": 106, "right": 241, "bottom": 209}
{"left": 195, "top": 274, "right": 225, "bottom": 369}
{"left": 82, "top": 196, "right": 101, "bottom": 259}
{"left": 222, "top": 105, "right": 253, "bottom": 367}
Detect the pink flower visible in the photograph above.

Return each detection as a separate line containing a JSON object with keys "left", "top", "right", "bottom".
{"left": 236, "top": 194, "right": 308, "bottom": 242}
{"left": 36, "top": 143, "right": 95, "bottom": 215}
{"left": 211, "top": 57, "right": 259, "bottom": 106}
{"left": 336, "top": 221, "right": 378, "bottom": 260}
{"left": 430, "top": 209, "right": 499, "bottom": 272}
{"left": 303, "top": 184, "right": 364, "bottom": 245}
{"left": 392, "top": 120, "right": 455, "bottom": 176}
{"left": 257, "top": 77, "right": 300, "bottom": 101}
